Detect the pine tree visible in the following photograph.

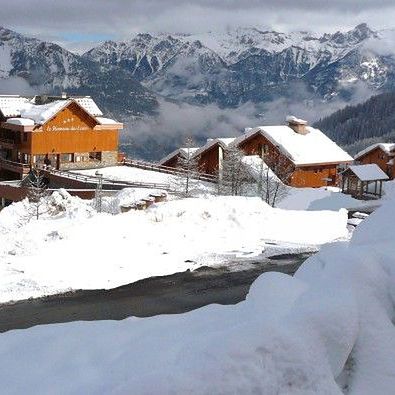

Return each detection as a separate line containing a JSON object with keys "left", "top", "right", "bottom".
{"left": 256, "top": 154, "right": 293, "bottom": 207}
{"left": 176, "top": 136, "right": 200, "bottom": 197}
{"left": 26, "top": 168, "right": 50, "bottom": 220}
{"left": 219, "top": 145, "right": 252, "bottom": 196}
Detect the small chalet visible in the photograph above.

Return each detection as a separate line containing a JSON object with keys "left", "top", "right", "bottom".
{"left": 234, "top": 116, "right": 353, "bottom": 187}
{"left": 159, "top": 146, "right": 199, "bottom": 168}
{"left": 341, "top": 164, "right": 389, "bottom": 199}
{"left": 192, "top": 137, "right": 235, "bottom": 175}
{"left": 0, "top": 94, "right": 123, "bottom": 180}
{"left": 354, "top": 143, "right": 395, "bottom": 180}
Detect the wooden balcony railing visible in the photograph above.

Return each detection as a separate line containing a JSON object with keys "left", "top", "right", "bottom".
{"left": 0, "top": 158, "right": 30, "bottom": 174}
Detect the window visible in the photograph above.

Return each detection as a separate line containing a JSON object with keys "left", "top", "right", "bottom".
{"left": 260, "top": 144, "right": 269, "bottom": 157}
{"left": 60, "top": 153, "right": 74, "bottom": 162}
{"left": 89, "top": 152, "right": 102, "bottom": 161}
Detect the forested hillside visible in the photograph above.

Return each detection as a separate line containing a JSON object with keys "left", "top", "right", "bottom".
{"left": 314, "top": 91, "right": 395, "bottom": 154}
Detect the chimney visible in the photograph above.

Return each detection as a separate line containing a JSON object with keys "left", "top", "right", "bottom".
{"left": 286, "top": 115, "right": 308, "bottom": 135}
{"left": 61, "top": 92, "right": 67, "bottom": 99}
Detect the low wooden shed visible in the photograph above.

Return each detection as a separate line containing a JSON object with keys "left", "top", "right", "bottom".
{"left": 341, "top": 164, "right": 389, "bottom": 199}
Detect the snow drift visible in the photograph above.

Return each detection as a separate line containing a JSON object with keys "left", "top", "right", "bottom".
{"left": 0, "top": 195, "right": 394, "bottom": 393}
{"left": 0, "top": 194, "right": 348, "bottom": 303}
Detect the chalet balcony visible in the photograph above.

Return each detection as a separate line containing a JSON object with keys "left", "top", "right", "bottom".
{"left": 0, "top": 132, "right": 21, "bottom": 149}
{"left": 0, "top": 157, "right": 30, "bottom": 175}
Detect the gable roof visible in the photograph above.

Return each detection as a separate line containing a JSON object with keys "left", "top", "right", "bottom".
{"left": 233, "top": 126, "right": 353, "bottom": 166}
{"left": 0, "top": 95, "right": 104, "bottom": 123}
{"left": 346, "top": 164, "right": 389, "bottom": 181}
{"left": 355, "top": 143, "right": 395, "bottom": 160}
{"left": 193, "top": 137, "right": 236, "bottom": 158}
{"left": 158, "top": 147, "right": 199, "bottom": 166}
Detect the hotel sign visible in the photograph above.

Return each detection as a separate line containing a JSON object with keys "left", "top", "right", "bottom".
{"left": 45, "top": 125, "right": 89, "bottom": 132}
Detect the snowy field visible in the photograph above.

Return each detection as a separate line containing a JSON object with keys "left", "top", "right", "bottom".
{"left": 74, "top": 165, "right": 215, "bottom": 195}
{"left": 0, "top": 191, "right": 348, "bottom": 303}
{"left": 0, "top": 190, "right": 394, "bottom": 393}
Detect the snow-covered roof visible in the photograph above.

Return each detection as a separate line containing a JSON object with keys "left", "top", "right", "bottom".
{"left": 19, "top": 100, "right": 70, "bottom": 124}
{"left": 0, "top": 95, "right": 31, "bottom": 117}
{"left": 193, "top": 137, "right": 236, "bottom": 158}
{"left": 355, "top": 143, "right": 395, "bottom": 160}
{"left": 286, "top": 115, "right": 307, "bottom": 125}
{"left": 347, "top": 164, "right": 389, "bottom": 181}
{"left": 74, "top": 97, "right": 103, "bottom": 117}
{"left": 6, "top": 117, "right": 35, "bottom": 126}
{"left": 158, "top": 147, "right": 199, "bottom": 165}
{"left": 233, "top": 126, "right": 353, "bottom": 166}
{"left": 0, "top": 95, "right": 103, "bottom": 124}
{"left": 96, "top": 117, "right": 119, "bottom": 125}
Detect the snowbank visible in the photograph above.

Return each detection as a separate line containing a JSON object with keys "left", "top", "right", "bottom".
{"left": 0, "top": 197, "right": 393, "bottom": 393}
{"left": 0, "top": 194, "right": 348, "bottom": 303}
{"left": 279, "top": 186, "right": 365, "bottom": 211}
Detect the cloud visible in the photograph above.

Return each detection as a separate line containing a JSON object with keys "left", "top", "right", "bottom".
{"left": 122, "top": 79, "right": 374, "bottom": 160}
{"left": 1, "top": 0, "right": 395, "bottom": 50}
{"left": 0, "top": 77, "right": 37, "bottom": 95}
{"left": 362, "top": 30, "right": 395, "bottom": 56}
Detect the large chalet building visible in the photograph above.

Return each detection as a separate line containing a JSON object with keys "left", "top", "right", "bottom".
{"left": 0, "top": 94, "right": 122, "bottom": 180}
{"left": 354, "top": 143, "right": 395, "bottom": 180}
{"left": 159, "top": 116, "right": 353, "bottom": 188}
{"left": 233, "top": 117, "right": 353, "bottom": 187}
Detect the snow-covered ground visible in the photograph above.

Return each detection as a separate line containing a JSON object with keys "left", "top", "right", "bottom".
{"left": 0, "top": 191, "right": 394, "bottom": 394}
{"left": 278, "top": 186, "right": 365, "bottom": 211}
{"left": 0, "top": 191, "right": 348, "bottom": 303}
{"left": 74, "top": 165, "right": 215, "bottom": 195}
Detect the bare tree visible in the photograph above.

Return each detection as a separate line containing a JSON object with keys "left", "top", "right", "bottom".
{"left": 219, "top": 145, "right": 252, "bottom": 196}
{"left": 26, "top": 168, "right": 50, "bottom": 220}
{"left": 257, "top": 154, "right": 293, "bottom": 207}
{"left": 176, "top": 136, "right": 200, "bottom": 197}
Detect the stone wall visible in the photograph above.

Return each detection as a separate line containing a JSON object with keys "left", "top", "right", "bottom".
{"left": 60, "top": 151, "right": 118, "bottom": 171}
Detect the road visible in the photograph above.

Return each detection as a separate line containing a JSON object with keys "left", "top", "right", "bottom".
{"left": 0, "top": 253, "right": 311, "bottom": 333}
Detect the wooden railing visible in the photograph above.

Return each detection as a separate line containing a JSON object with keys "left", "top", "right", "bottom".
{"left": 121, "top": 159, "right": 218, "bottom": 183}
{"left": 44, "top": 167, "right": 172, "bottom": 191}
{"left": 0, "top": 158, "right": 30, "bottom": 174}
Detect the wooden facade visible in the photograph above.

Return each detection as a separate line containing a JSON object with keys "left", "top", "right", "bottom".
{"left": 356, "top": 146, "right": 395, "bottom": 179}
{"left": 0, "top": 99, "right": 122, "bottom": 179}
{"left": 197, "top": 142, "right": 224, "bottom": 175}
{"left": 161, "top": 154, "right": 180, "bottom": 168}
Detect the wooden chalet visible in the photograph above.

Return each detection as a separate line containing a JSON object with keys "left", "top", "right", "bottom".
{"left": 158, "top": 146, "right": 199, "bottom": 168}
{"left": 233, "top": 116, "right": 353, "bottom": 187}
{"left": 0, "top": 94, "right": 123, "bottom": 180}
{"left": 354, "top": 143, "right": 395, "bottom": 180}
{"left": 192, "top": 138, "right": 236, "bottom": 175}
{"left": 341, "top": 164, "right": 388, "bottom": 199}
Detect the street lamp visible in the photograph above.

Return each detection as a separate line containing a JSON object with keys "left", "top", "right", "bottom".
{"left": 95, "top": 170, "right": 103, "bottom": 212}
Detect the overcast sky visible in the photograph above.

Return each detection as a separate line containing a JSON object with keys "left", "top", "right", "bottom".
{"left": 1, "top": 0, "right": 395, "bottom": 52}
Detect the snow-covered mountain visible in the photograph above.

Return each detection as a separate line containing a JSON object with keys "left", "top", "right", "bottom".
{"left": 0, "top": 27, "right": 159, "bottom": 117}
{"left": 85, "top": 24, "right": 395, "bottom": 106}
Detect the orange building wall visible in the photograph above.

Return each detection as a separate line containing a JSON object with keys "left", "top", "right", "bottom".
{"left": 358, "top": 148, "right": 394, "bottom": 179}
{"left": 19, "top": 102, "right": 118, "bottom": 155}
{"left": 291, "top": 165, "right": 338, "bottom": 187}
